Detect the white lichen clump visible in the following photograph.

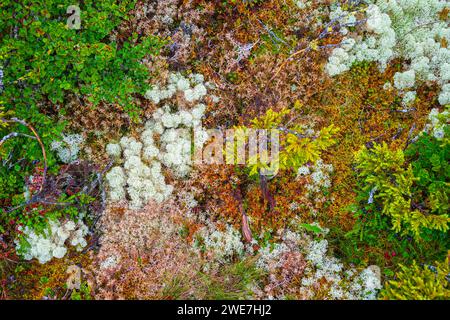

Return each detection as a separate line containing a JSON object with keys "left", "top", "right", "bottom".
{"left": 297, "top": 159, "right": 334, "bottom": 194}
{"left": 106, "top": 73, "right": 212, "bottom": 209}
{"left": 105, "top": 135, "right": 173, "bottom": 209}
{"left": 105, "top": 143, "right": 121, "bottom": 158}
{"left": 99, "top": 254, "right": 120, "bottom": 270}
{"left": 145, "top": 72, "right": 209, "bottom": 104}
{"left": 424, "top": 107, "right": 449, "bottom": 140}
{"left": 394, "top": 70, "right": 416, "bottom": 90}
{"left": 51, "top": 134, "right": 84, "bottom": 164}
{"left": 326, "top": 1, "right": 450, "bottom": 105}
{"left": 256, "top": 231, "right": 297, "bottom": 271}
{"left": 303, "top": 239, "right": 381, "bottom": 300}
{"left": 15, "top": 219, "right": 88, "bottom": 264}
{"left": 256, "top": 227, "right": 382, "bottom": 300}
{"left": 294, "top": 0, "right": 309, "bottom": 10}
{"left": 402, "top": 90, "right": 417, "bottom": 106}
{"left": 178, "top": 191, "right": 199, "bottom": 209}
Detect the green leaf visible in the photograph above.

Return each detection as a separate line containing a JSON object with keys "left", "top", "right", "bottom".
{"left": 299, "top": 223, "right": 323, "bottom": 234}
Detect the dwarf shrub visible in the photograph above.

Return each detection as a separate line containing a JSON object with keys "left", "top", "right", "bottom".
{"left": 354, "top": 142, "right": 449, "bottom": 240}
{"left": 0, "top": 0, "right": 164, "bottom": 196}
{"left": 232, "top": 107, "right": 339, "bottom": 178}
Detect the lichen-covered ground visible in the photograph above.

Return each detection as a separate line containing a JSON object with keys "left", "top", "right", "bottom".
{"left": 0, "top": 1, "right": 449, "bottom": 300}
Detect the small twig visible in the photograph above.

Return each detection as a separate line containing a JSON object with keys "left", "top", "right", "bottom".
{"left": 233, "top": 188, "right": 253, "bottom": 243}
{"left": 257, "top": 19, "right": 291, "bottom": 48}
{"left": 0, "top": 132, "right": 36, "bottom": 145}
{"left": 268, "top": 47, "right": 309, "bottom": 84}
{"left": 4, "top": 161, "right": 112, "bottom": 214}
{"left": 1, "top": 117, "right": 48, "bottom": 194}
{"left": 277, "top": 126, "right": 317, "bottom": 140}
{"left": 61, "top": 288, "right": 72, "bottom": 300}
{"left": 392, "top": 126, "right": 404, "bottom": 140}
{"left": 98, "top": 173, "right": 107, "bottom": 214}
{"left": 259, "top": 173, "right": 276, "bottom": 211}
{"left": 394, "top": 107, "right": 416, "bottom": 113}
{"left": 284, "top": 113, "right": 304, "bottom": 128}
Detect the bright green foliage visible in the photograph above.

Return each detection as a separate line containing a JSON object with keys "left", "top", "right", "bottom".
{"left": 328, "top": 206, "right": 448, "bottom": 269}
{"left": 233, "top": 107, "right": 339, "bottom": 178}
{"left": 380, "top": 258, "right": 450, "bottom": 300}
{"left": 355, "top": 142, "right": 449, "bottom": 240}
{"left": 0, "top": 0, "right": 165, "bottom": 118}
{"left": 299, "top": 223, "right": 323, "bottom": 234}
{"left": 0, "top": 116, "right": 63, "bottom": 201}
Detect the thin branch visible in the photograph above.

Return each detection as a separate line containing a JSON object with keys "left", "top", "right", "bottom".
{"left": 4, "top": 161, "right": 113, "bottom": 214}
{"left": 277, "top": 126, "right": 317, "bottom": 140}
{"left": 1, "top": 117, "right": 48, "bottom": 194}
{"left": 404, "top": 123, "right": 416, "bottom": 150}
{"left": 268, "top": 47, "right": 309, "bottom": 84}
{"left": 0, "top": 132, "right": 36, "bottom": 146}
